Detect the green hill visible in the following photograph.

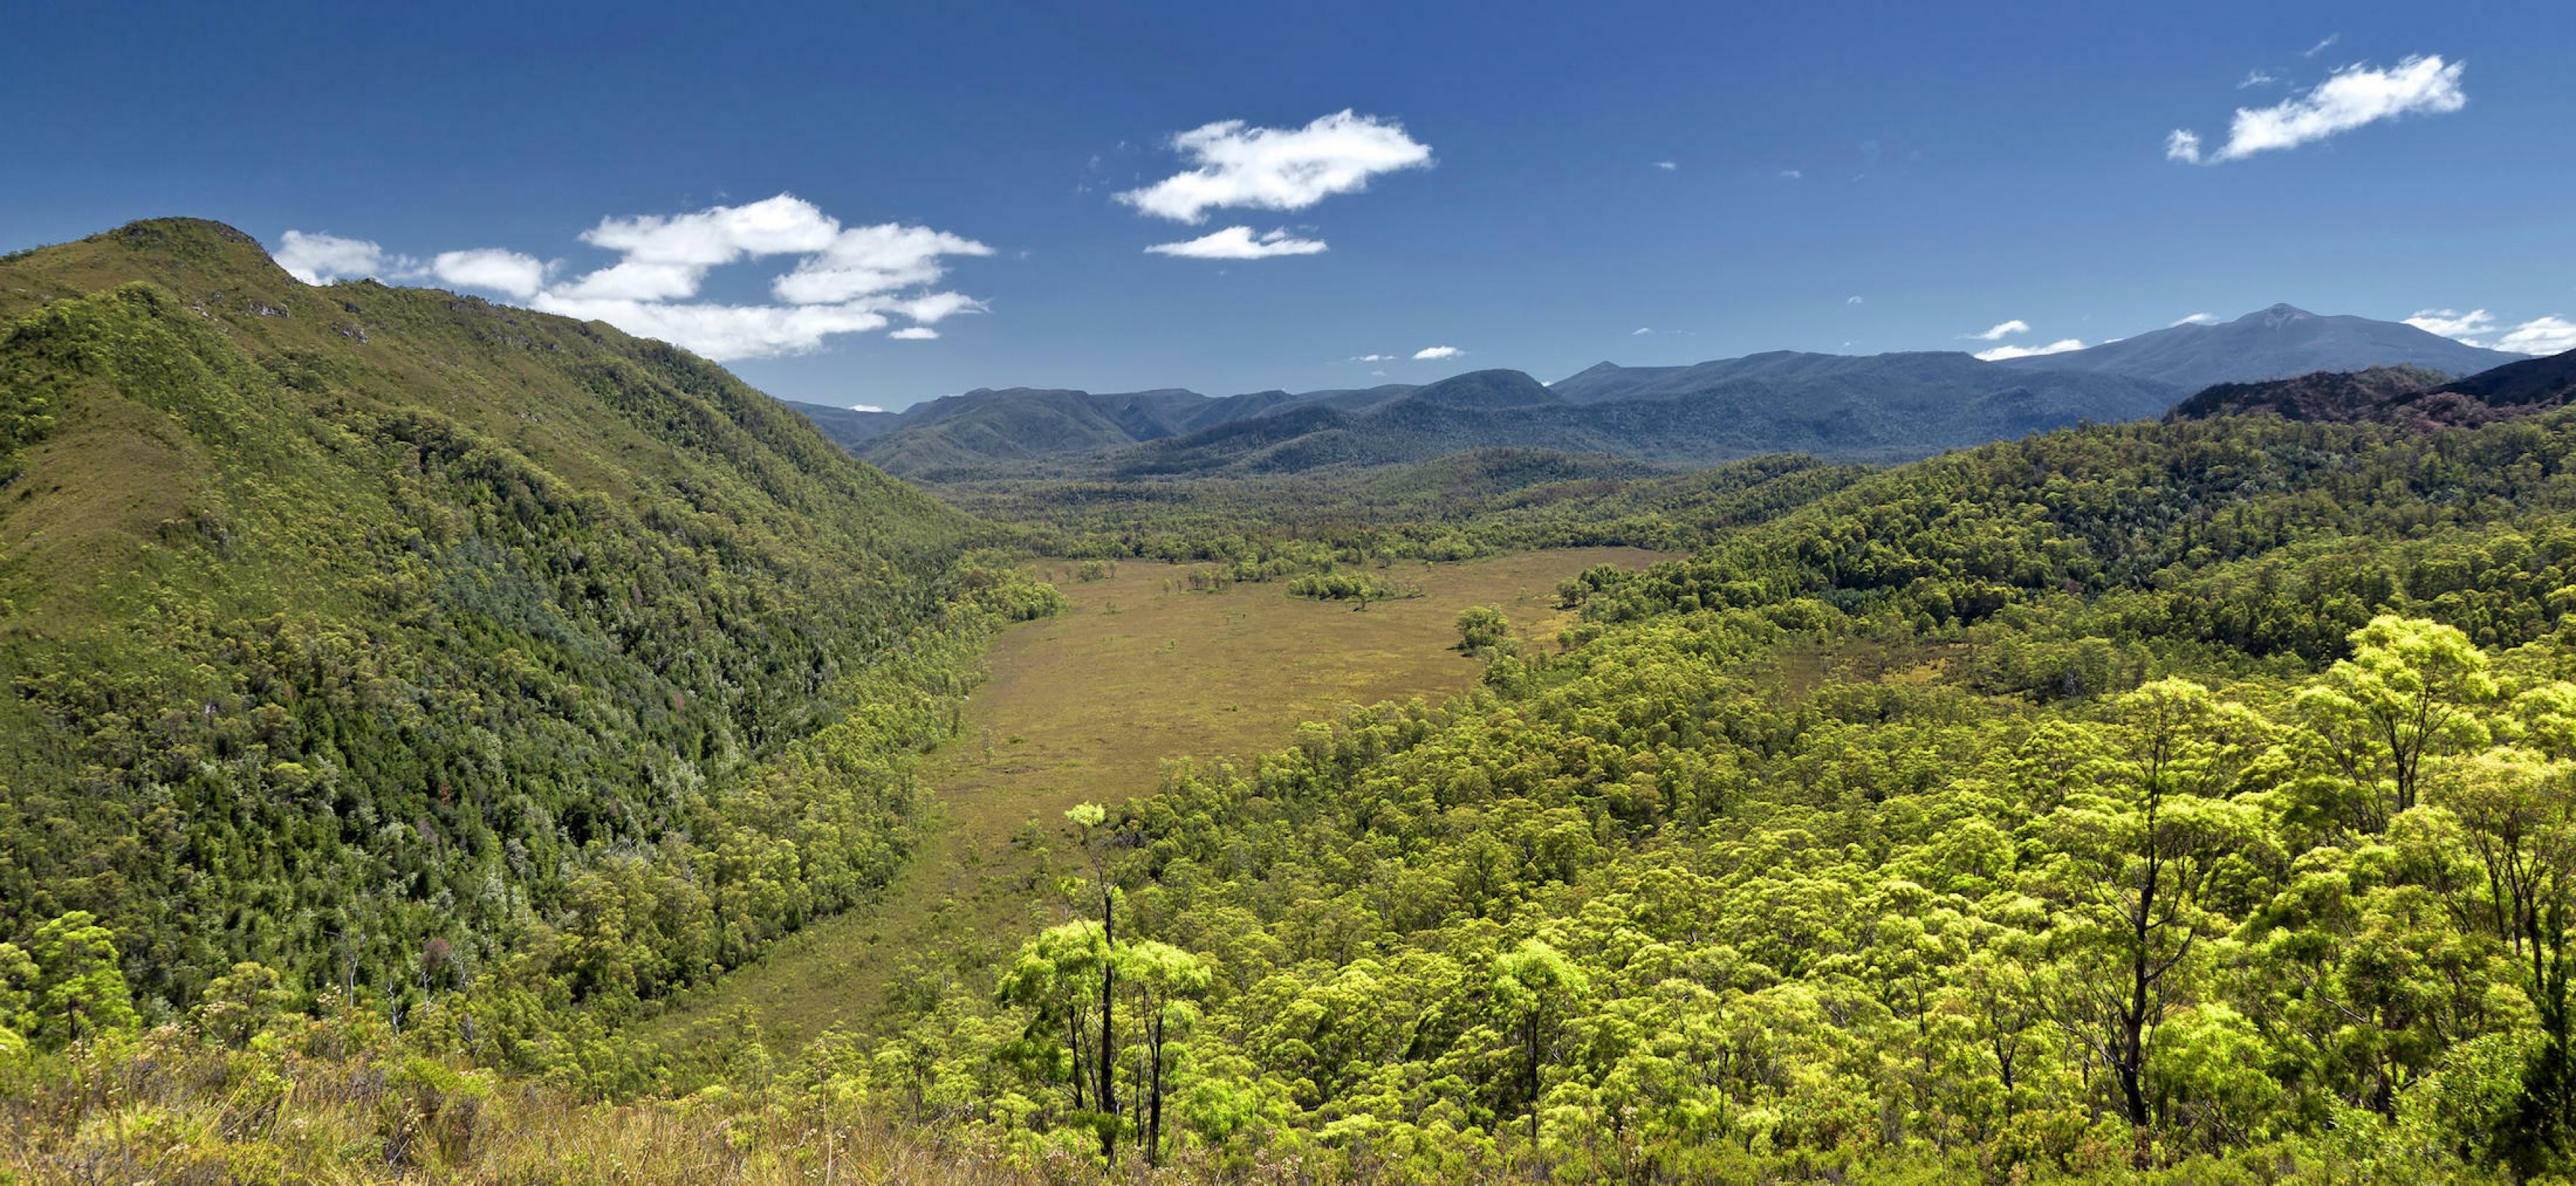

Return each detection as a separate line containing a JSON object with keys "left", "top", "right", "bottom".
{"left": 0, "top": 219, "right": 987, "bottom": 1015}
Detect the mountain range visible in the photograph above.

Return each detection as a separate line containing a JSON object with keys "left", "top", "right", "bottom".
{"left": 796, "top": 303, "right": 2524, "bottom": 480}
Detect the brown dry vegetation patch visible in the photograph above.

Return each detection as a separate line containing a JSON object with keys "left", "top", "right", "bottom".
{"left": 643, "top": 547, "right": 1672, "bottom": 1049}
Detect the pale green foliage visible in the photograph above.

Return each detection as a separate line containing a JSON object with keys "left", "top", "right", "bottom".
{"left": 28, "top": 912, "right": 136, "bottom": 1045}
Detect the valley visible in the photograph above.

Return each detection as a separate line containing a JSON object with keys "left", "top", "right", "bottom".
{"left": 10, "top": 219, "right": 2576, "bottom": 1183}
{"left": 643, "top": 547, "right": 1668, "bottom": 1050}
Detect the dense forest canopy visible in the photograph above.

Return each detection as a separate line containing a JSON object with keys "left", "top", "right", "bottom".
{"left": 0, "top": 220, "right": 1040, "bottom": 1032}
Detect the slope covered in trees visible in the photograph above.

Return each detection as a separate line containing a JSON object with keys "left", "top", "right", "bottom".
{"left": 2170, "top": 349, "right": 2576, "bottom": 428}
{"left": 797, "top": 407, "right": 2576, "bottom": 1180}
{"left": 0, "top": 219, "right": 1022, "bottom": 1030}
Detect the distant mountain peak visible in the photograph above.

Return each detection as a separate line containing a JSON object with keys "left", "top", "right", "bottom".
{"left": 1996, "top": 304, "right": 2514, "bottom": 393}
{"left": 2242, "top": 303, "right": 2317, "bottom": 327}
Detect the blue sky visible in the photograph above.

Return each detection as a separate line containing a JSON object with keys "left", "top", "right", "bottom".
{"left": 5, "top": 1, "right": 2571, "bottom": 409}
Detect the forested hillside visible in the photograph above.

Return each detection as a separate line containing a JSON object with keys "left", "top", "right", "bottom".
{"left": 802, "top": 409, "right": 2576, "bottom": 1180}
{"left": 0, "top": 219, "right": 1024, "bottom": 1029}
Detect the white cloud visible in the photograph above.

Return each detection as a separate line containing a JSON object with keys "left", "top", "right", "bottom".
{"left": 2409, "top": 308, "right": 2576, "bottom": 356}
{"left": 2405, "top": 307, "right": 2496, "bottom": 338}
{"left": 1963, "top": 318, "right": 2031, "bottom": 341}
{"left": 1117, "top": 110, "right": 1433, "bottom": 224}
{"left": 2304, "top": 33, "right": 2339, "bottom": 58}
{"left": 1632, "top": 327, "right": 1653, "bottom": 336}
{"left": 2495, "top": 316, "right": 2576, "bottom": 356}
{"left": 887, "top": 326, "right": 940, "bottom": 340}
{"left": 2166, "top": 55, "right": 2465, "bottom": 165}
{"left": 1143, "top": 225, "right": 1328, "bottom": 259}
{"left": 273, "top": 231, "right": 405, "bottom": 284}
{"left": 1412, "top": 345, "right": 1463, "bottom": 361}
{"left": 1779, "top": 169, "right": 1803, "bottom": 178}
{"left": 1974, "top": 338, "right": 2086, "bottom": 361}
{"left": 774, "top": 222, "right": 993, "bottom": 304}
{"left": 2172, "top": 312, "right": 2221, "bottom": 326}
{"left": 2240, "top": 70, "right": 2280, "bottom": 88}
{"left": 850, "top": 404, "right": 886, "bottom": 412}
{"left": 1352, "top": 353, "right": 1394, "bottom": 362}
{"left": 582, "top": 193, "right": 839, "bottom": 267}
{"left": 1653, "top": 160, "right": 1677, "bottom": 170}
{"left": 1845, "top": 295, "right": 1863, "bottom": 305}
{"left": 529, "top": 294, "right": 894, "bottom": 358}
{"left": 429, "top": 248, "right": 547, "bottom": 300}
{"left": 279, "top": 193, "right": 993, "bottom": 361}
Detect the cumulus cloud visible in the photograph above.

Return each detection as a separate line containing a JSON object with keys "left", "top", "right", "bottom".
{"left": 1974, "top": 338, "right": 2086, "bottom": 361}
{"left": 528, "top": 294, "right": 893, "bottom": 358}
{"left": 775, "top": 222, "right": 993, "bottom": 304}
{"left": 1412, "top": 345, "right": 1463, "bottom": 361}
{"left": 887, "top": 326, "right": 940, "bottom": 340}
{"left": 2408, "top": 308, "right": 2576, "bottom": 356}
{"left": 429, "top": 248, "right": 547, "bottom": 300}
{"left": 1117, "top": 110, "right": 1433, "bottom": 224}
{"left": 2172, "top": 312, "right": 2221, "bottom": 326}
{"left": 273, "top": 231, "right": 407, "bottom": 284}
{"left": 2166, "top": 55, "right": 2465, "bottom": 164}
{"left": 1144, "top": 225, "right": 1328, "bottom": 259}
{"left": 1963, "top": 319, "right": 2031, "bottom": 341}
{"left": 1352, "top": 353, "right": 1394, "bottom": 362}
{"left": 278, "top": 194, "right": 992, "bottom": 361}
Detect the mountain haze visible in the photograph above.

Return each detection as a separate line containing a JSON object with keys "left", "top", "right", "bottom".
{"left": 794, "top": 305, "right": 2527, "bottom": 481}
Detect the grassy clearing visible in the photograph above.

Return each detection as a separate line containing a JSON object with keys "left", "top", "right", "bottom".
{"left": 641, "top": 548, "right": 1670, "bottom": 1050}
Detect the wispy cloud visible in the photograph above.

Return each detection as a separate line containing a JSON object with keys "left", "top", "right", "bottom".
{"left": 2408, "top": 308, "right": 2576, "bottom": 356}
{"left": 887, "top": 326, "right": 939, "bottom": 340}
{"left": 1352, "top": 353, "right": 1394, "bottom": 362}
{"left": 1632, "top": 327, "right": 1653, "bottom": 336}
{"left": 1653, "top": 160, "right": 1677, "bottom": 170}
{"left": 1117, "top": 110, "right": 1433, "bottom": 224}
{"left": 2172, "top": 312, "right": 2221, "bottom": 326}
{"left": 1143, "top": 225, "right": 1328, "bottom": 259}
{"left": 2406, "top": 307, "right": 2494, "bottom": 338}
{"left": 2166, "top": 55, "right": 2465, "bottom": 164}
{"left": 1779, "top": 169, "right": 1803, "bottom": 179}
{"left": 1962, "top": 318, "right": 2031, "bottom": 341}
{"left": 1974, "top": 338, "right": 2086, "bottom": 362}
{"left": 2303, "top": 33, "right": 2340, "bottom": 58}
{"left": 1845, "top": 295, "right": 1863, "bottom": 305}
{"left": 850, "top": 404, "right": 886, "bottom": 412}
{"left": 2499, "top": 318, "right": 2576, "bottom": 356}
{"left": 273, "top": 231, "right": 410, "bottom": 285}
{"left": 273, "top": 194, "right": 991, "bottom": 360}
{"left": 2239, "top": 69, "right": 2281, "bottom": 89}
{"left": 1412, "top": 345, "right": 1464, "bottom": 361}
